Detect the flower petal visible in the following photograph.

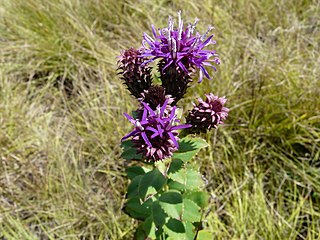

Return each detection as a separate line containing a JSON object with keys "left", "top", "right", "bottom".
{"left": 171, "top": 124, "right": 192, "bottom": 130}
{"left": 168, "top": 132, "right": 179, "bottom": 148}
{"left": 141, "top": 132, "right": 152, "bottom": 147}
{"left": 121, "top": 130, "right": 139, "bottom": 141}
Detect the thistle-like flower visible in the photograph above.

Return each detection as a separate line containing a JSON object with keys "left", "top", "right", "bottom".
{"left": 158, "top": 59, "right": 192, "bottom": 104}
{"left": 122, "top": 100, "right": 191, "bottom": 161}
{"left": 186, "top": 93, "right": 229, "bottom": 133}
{"left": 135, "top": 85, "right": 174, "bottom": 120}
{"left": 141, "top": 11, "right": 220, "bottom": 83}
{"left": 139, "top": 85, "right": 174, "bottom": 111}
{"left": 117, "top": 48, "right": 152, "bottom": 98}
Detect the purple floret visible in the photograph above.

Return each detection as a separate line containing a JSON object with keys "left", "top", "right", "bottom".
{"left": 141, "top": 11, "right": 220, "bottom": 83}
{"left": 122, "top": 100, "right": 191, "bottom": 161}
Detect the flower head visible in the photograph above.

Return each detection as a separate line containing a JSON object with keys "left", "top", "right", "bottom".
{"left": 186, "top": 93, "right": 229, "bottom": 133}
{"left": 141, "top": 11, "right": 220, "bottom": 83}
{"left": 135, "top": 85, "right": 174, "bottom": 120}
{"left": 139, "top": 85, "right": 174, "bottom": 111}
{"left": 117, "top": 48, "right": 152, "bottom": 98}
{"left": 158, "top": 59, "right": 192, "bottom": 104}
{"left": 122, "top": 100, "right": 191, "bottom": 161}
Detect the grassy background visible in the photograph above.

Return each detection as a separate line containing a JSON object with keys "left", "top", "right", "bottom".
{"left": 0, "top": 0, "right": 319, "bottom": 239}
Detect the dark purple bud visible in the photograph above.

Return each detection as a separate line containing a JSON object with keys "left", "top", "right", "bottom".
{"left": 186, "top": 93, "right": 229, "bottom": 133}
{"left": 117, "top": 48, "right": 152, "bottom": 98}
{"left": 158, "top": 59, "right": 192, "bottom": 104}
{"left": 139, "top": 85, "right": 174, "bottom": 110}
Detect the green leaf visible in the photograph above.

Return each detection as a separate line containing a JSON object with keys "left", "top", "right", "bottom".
{"left": 166, "top": 218, "right": 185, "bottom": 233}
{"left": 167, "top": 179, "right": 186, "bottom": 192}
{"left": 138, "top": 169, "right": 166, "bottom": 201}
{"left": 184, "top": 170, "right": 204, "bottom": 190}
{"left": 125, "top": 166, "right": 150, "bottom": 180}
{"left": 124, "top": 197, "right": 152, "bottom": 220}
{"left": 163, "top": 219, "right": 197, "bottom": 240}
{"left": 142, "top": 217, "right": 157, "bottom": 239}
{"left": 169, "top": 168, "right": 204, "bottom": 190}
{"left": 159, "top": 191, "right": 183, "bottom": 220}
{"left": 152, "top": 201, "right": 168, "bottom": 229}
{"left": 167, "top": 159, "right": 184, "bottom": 175}
{"left": 127, "top": 175, "right": 142, "bottom": 199}
{"left": 133, "top": 201, "right": 167, "bottom": 239}
{"left": 182, "top": 199, "right": 201, "bottom": 222}
{"left": 172, "top": 137, "right": 209, "bottom": 163}
{"left": 121, "top": 140, "right": 143, "bottom": 160}
{"left": 178, "top": 137, "right": 209, "bottom": 151}
{"left": 155, "top": 158, "right": 171, "bottom": 175}
{"left": 134, "top": 223, "right": 146, "bottom": 240}
{"left": 164, "top": 218, "right": 186, "bottom": 240}
{"left": 184, "top": 191, "right": 209, "bottom": 209}
{"left": 159, "top": 190, "right": 183, "bottom": 204}
{"left": 185, "top": 221, "right": 196, "bottom": 240}
{"left": 196, "top": 230, "right": 213, "bottom": 240}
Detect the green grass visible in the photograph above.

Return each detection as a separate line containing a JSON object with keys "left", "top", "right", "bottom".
{"left": 0, "top": 0, "right": 319, "bottom": 239}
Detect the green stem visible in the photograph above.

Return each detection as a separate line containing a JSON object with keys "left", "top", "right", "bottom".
{"left": 194, "top": 211, "right": 205, "bottom": 239}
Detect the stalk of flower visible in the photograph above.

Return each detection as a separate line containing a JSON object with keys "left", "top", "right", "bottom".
{"left": 117, "top": 47, "right": 152, "bottom": 98}
{"left": 186, "top": 93, "right": 229, "bottom": 133}
{"left": 141, "top": 11, "right": 220, "bottom": 85}
{"left": 121, "top": 99, "right": 191, "bottom": 161}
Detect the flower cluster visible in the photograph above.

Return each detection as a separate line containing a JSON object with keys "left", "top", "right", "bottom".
{"left": 119, "top": 12, "right": 231, "bottom": 240}
{"left": 139, "top": 85, "right": 174, "bottom": 111}
{"left": 117, "top": 12, "right": 220, "bottom": 103}
{"left": 122, "top": 100, "right": 191, "bottom": 161}
{"left": 186, "top": 93, "right": 229, "bottom": 133}
{"left": 142, "top": 11, "right": 220, "bottom": 83}
{"left": 117, "top": 48, "right": 152, "bottom": 98}
{"left": 119, "top": 12, "right": 229, "bottom": 162}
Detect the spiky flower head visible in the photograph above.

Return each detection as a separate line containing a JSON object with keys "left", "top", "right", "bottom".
{"left": 117, "top": 48, "right": 152, "bottom": 98}
{"left": 139, "top": 85, "right": 174, "bottom": 111}
{"left": 135, "top": 85, "right": 175, "bottom": 120}
{"left": 141, "top": 11, "right": 220, "bottom": 83}
{"left": 186, "top": 93, "right": 229, "bottom": 133}
{"left": 158, "top": 59, "right": 192, "bottom": 104}
{"left": 122, "top": 100, "right": 191, "bottom": 161}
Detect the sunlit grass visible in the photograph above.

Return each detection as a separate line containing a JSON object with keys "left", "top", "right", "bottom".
{"left": 0, "top": 0, "right": 319, "bottom": 239}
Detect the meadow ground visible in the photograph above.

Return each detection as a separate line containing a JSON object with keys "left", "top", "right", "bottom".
{"left": 0, "top": 0, "right": 320, "bottom": 239}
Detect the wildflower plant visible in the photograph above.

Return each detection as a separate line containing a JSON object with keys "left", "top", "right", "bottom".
{"left": 118, "top": 12, "right": 229, "bottom": 239}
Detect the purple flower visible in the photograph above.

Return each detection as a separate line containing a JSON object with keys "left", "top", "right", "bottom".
{"left": 138, "top": 85, "right": 174, "bottom": 111}
{"left": 135, "top": 85, "right": 174, "bottom": 121}
{"left": 186, "top": 93, "right": 229, "bottom": 133}
{"left": 117, "top": 48, "right": 152, "bottom": 98}
{"left": 141, "top": 11, "right": 220, "bottom": 83}
{"left": 122, "top": 100, "right": 191, "bottom": 161}
{"left": 158, "top": 59, "right": 192, "bottom": 104}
